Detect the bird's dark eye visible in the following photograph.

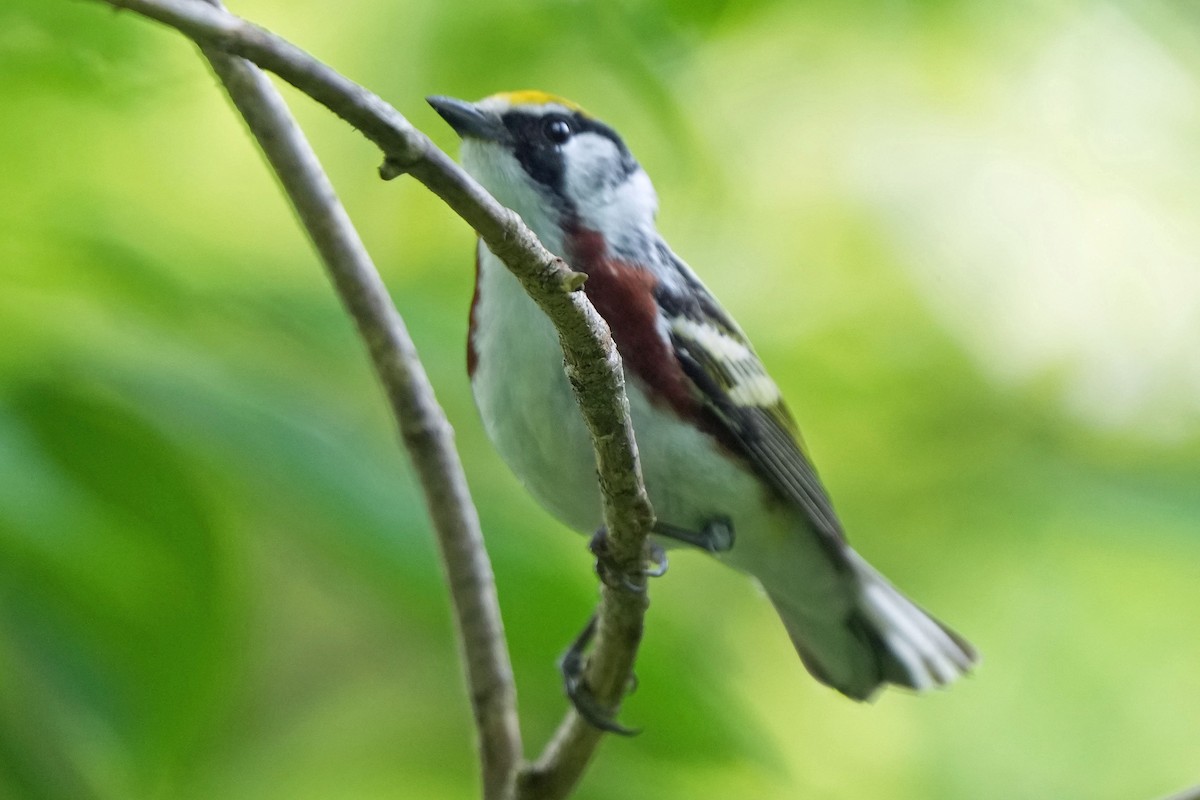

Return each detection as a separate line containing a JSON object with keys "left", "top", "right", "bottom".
{"left": 543, "top": 117, "right": 573, "bottom": 145}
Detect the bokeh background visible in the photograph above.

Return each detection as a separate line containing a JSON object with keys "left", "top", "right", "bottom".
{"left": 4, "top": 0, "right": 1200, "bottom": 798}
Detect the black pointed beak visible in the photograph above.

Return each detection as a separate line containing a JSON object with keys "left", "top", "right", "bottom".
{"left": 427, "top": 95, "right": 509, "bottom": 143}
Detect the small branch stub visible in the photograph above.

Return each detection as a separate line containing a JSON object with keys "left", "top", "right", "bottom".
{"left": 379, "top": 156, "right": 409, "bottom": 180}
{"left": 561, "top": 268, "right": 588, "bottom": 292}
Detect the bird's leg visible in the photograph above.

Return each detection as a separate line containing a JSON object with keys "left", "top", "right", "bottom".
{"left": 565, "top": 520, "right": 725, "bottom": 734}
{"left": 558, "top": 613, "right": 640, "bottom": 736}
{"left": 652, "top": 515, "right": 735, "bottom": 554}
{"left": 589, "top": 527, "right": 668, "bottom": 593}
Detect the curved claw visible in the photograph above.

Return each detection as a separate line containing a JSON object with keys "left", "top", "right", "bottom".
{"left": 594, "top": 559, "right": 647, "bottom": 594}
{"left": 643, "top": 542, "right": 668, "bottom": 578}
{"left": 558, "top": 615, "right": 640, "bottom": 736}
{"left": 563, "top": 671, "right": 641, "bottom": 737}
{"left": 590, "top": 529, "right": 669, "bottom": 593}
{"left": 589, "top": 527, "right": 637, "bottom": 592}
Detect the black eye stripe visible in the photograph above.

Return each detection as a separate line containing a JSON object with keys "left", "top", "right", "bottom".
{"left": 502, "top": 110, "right": 628, "bottom": 153}
{"left": 499, "top": 108, "right": 639, "bottom": 205}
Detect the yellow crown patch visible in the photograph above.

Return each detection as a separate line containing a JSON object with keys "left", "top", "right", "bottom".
{"left": 489, "top": 90, "right": 588, "bottom": 114}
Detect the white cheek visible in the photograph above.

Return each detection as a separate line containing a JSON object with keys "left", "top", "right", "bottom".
{"left": 562, "top": 134, "right": 621, "bottom": 201}
{"left": 562, "top": 135, "right": 659, "bottom": 245}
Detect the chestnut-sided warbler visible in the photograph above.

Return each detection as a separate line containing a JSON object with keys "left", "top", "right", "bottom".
{"left": 429, "top": 91, "right": 977, "bottom": 710}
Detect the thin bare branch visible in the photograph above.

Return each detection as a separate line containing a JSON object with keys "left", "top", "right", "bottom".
{"left": 86, "top": 0, "right": 658, "bottom": 796}
{"left": 188, "top": 5, "right": 521, "bottom": 796}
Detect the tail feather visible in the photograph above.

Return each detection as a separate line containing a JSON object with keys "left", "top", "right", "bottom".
{"left": 767, "top": 550, "right": 978, "bottom": 701}
{"left": 855, "top": 553, "right": 977, "bottom": 689}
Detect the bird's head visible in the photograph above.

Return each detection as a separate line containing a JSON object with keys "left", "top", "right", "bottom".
{"left": 428, "top": 91, "right": 658, "bottom": 252}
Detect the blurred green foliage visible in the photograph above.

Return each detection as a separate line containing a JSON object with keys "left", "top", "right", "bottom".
{"left": 3, "top": 0, "right": 1199, "bottom": 798}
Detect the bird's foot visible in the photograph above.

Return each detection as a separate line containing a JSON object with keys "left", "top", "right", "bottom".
{"left": 558, "top": 615, "right": 640, "bottom": 736}
{"left": 589, "top": 528, "right": 668, "bottom": 593}
{"left": 653, "top": 516, "right": 735, "bottom": 554}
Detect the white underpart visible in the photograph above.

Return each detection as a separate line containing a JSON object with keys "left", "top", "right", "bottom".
{"left": 469, "top": 238, "right": 843, "bottom": 604}
{"left": 467, "top": 197, "right": 862, "bottom": 688}
{"left": 470, "top": 241, "right": 758, "bottom": 535}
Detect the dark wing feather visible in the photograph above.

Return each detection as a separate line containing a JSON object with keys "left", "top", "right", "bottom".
{"left": 656, "top": 246, "right": 848, "bottom": 554}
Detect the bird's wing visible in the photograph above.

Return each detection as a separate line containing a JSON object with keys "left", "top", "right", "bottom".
{"left": 655, "top": 246, "right": 848, "bottom": 553}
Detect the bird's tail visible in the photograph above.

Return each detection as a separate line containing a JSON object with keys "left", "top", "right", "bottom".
{"left": 766, "top": 550, "right": 978, "bottom": 701}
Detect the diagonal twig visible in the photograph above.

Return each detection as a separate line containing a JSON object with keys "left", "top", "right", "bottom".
{"left": 190, "top": 6, "right": 522, "bottom": 796}
{"left": 84, "top": 0, "right": 658, "bottom": 796}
